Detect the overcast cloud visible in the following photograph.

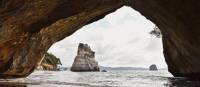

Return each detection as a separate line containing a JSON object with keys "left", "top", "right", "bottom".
{"left": 48, "top": 6, "right": 167, "bottom": 68}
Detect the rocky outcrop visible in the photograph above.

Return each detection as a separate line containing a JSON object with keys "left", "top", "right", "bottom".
{"left": 0, "top": 0, "right": 200, "bottom": 79}
{"left": 71, "top": 43, "right": 99, "bottom": 72}
{"left": 37, "top": 53, "right": 62, "bottom": 71}
{"left": 149, "top": 64, "right": 158, "bottom": 71}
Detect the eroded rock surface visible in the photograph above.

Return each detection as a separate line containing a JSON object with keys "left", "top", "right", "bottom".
{"left": 37, "top": 53, "right": 62, "bottom": 71}
{"left": 71, "top": 43, "right": 99, "bottom": 72}
{"left": 0, "top": 0, "right": 200, "bottom": 78}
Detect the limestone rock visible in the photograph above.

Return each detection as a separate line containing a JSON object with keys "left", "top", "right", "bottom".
{"left": 37, "top": 53, "right": 62, "bottom": 71}
{"left": 149, "top": 64, "right": 158, "bottom": 71}
{"left": 71, "top": 43, "right": 99, "bottom": 72}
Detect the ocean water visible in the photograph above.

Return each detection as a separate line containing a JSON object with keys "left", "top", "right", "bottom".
{"left": 0, "top": 70, "right": 200, "bottom": 87}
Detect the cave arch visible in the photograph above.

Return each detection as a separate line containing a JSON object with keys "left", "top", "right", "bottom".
{"left": 0, "top": 0, "right": 200, "bottom": 79}
{"left": 48, "top": 6, "right": 167, "bottom": 69}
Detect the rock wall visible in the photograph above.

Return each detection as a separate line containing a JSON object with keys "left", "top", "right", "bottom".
{"left": 0, "top": 0, "right": 200, "bottom": 79}
{"left": 0, "top": 0, "right": 122, "bottom": 78}
{"left": 71, "top": 43, "right": 99, "bottom": 72}
{"left": 37, "top": 53, "right": 62, "bottom": 71}
{"left": 130, "top": 0, "right": 200, "bottom": 78}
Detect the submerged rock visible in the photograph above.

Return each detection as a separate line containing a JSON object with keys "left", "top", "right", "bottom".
{"left": 149, "top": 64, "right": 158, "bottom": 71}
{"left": 37, "top": 53, "right": 62, "bottom": 71}
{"left": 101, "top": 70, "right": 107, "bottom": 72}
{"left": 71, "top": 43, "right": 100, "bottom": 72}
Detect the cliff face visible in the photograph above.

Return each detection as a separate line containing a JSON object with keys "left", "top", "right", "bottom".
{"left": 0, "top": 0, "right": 200, "bottom": 78}
{"left": 71, "top": 43, "right": 99, "bottom": 72}
{"left": 37, "top": 53, "right": 62, "bottom": 71}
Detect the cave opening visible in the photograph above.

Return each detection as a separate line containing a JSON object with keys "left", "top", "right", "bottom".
{"left": 48, "top": 6, "right": 168, "bottom": 71}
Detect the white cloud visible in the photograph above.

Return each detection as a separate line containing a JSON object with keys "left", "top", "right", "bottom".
{"left": 48, "top": 6, "right": 167, "bottom": 68}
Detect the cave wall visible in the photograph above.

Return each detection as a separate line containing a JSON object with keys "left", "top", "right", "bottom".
{"left": 0, "top": 0, "right": 123, "bottom": 78}
{"left": 129, "top": 0, "right": 200, "bottom": 78}
{"left": 0, "top": 0, "right": 200, "bottom": 78}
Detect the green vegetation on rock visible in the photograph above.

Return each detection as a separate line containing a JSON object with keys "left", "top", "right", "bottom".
{"left": 37, "top": 53, "right": 62, "bottom": 71}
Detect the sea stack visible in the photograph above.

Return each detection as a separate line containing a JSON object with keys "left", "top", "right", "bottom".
{"left": 71, "top": 43, "right": 100, "bottom": 72}
{"left": 149, "top": 64, "right": 158, "bottom": 71}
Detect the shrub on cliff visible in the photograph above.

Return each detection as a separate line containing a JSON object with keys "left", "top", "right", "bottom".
{"left": 150, "top": 26, "right": 162, "bottom": 38}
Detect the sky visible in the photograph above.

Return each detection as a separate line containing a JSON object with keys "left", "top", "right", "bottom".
{"left": 48, "top": 6, "right": 168, "bottom": 69}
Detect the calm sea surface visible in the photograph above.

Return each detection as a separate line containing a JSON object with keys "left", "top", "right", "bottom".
{"left": 0, "top": 70, "right": 200, "bottom": 87}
